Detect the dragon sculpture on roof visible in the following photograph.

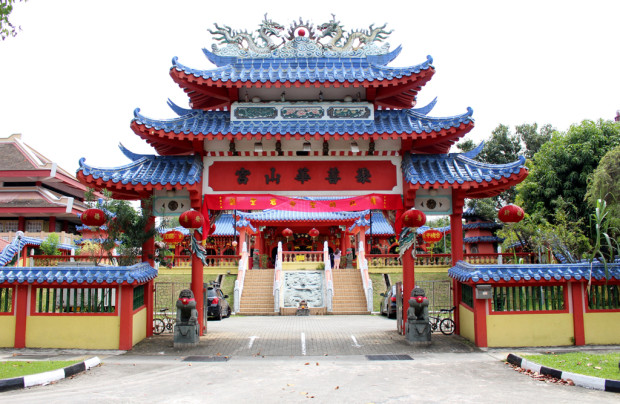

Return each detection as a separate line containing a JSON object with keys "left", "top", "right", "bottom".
{"left": 208, "top": 15, "right": 393, "bottom": 58}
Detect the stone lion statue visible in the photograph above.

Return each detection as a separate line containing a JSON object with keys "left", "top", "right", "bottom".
{"left": 407, "top": 287, "right": 429, "bottom": 322}
{"left": 176, "top": 289, "right": 198, "bottom": 325}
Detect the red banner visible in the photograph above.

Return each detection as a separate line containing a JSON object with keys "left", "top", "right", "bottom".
{"left": 204, "top": 194, "right": 403, "bottom": 211}
{"left": 207, "top": 160, "right": 397, "bottom": 192}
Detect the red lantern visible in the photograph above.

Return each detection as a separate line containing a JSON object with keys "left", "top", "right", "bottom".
{"left": 309, "top": 228, "right": 319, "bottom": 238}
{"left": 179, "top": 209, "right": 204, "bottom": 229}
{"left": 401, "top": 208, "right": 426, "bottom": 228}
{"left": 282, "top": 228, "right": 293, "bottom": 240}
{"left": 498, "top": 204, "right": 524, "bottom": 223}
{"left": 81, "top": 208, "right": 106, "bottom": 227}
{"left": 163, "top": 230, "right": 184, "bottom": 245}
{"left": 422, "top": 229, "right": 443, "bottom": 244}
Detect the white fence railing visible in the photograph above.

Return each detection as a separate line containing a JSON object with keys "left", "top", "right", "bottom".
{"left": 233, "top": 242, "right": 249, "bottom": 313}
{"left": 273, "top": 242, "right": 283, "bottom": 312}
{"left": 323, "top": 241, "right": 333, "bottom": 312}
{"left": 357, "top": 241, "right": 373, "bottom": 312}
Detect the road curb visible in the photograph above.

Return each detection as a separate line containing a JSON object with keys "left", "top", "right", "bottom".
{"left": 507, "top": 353, "right": 620, "bottom": 393}
{"left": 0, "top": 356, "right": 100, "bottom": 392}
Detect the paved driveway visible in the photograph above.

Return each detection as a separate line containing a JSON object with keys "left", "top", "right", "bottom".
{"left": 1, "top": 316, "right": 618, "bottom": 403}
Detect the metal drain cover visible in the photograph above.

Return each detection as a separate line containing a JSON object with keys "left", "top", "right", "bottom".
{"left": 366, "top": 354, "right": 413, "bottom": 361}
{"left": 182, "top": 355, "right": 230, "bottom": 362}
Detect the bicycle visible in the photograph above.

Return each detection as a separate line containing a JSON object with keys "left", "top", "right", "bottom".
{"left": 153, "top": 308, "right": 176, "bottom": 335}
{"left": 429, "top": 306, "right": 455, "bottom": 335}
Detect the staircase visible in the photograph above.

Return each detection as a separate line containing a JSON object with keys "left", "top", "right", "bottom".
{"left": 331, "top": 269, "right": 370, "bottom": 315}
{"left": 238, "top": 269, "right": 276, "bottom": 315}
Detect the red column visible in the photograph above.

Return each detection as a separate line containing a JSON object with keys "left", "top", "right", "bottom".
{"left": 571, "top": 282, "right": 586, "bottom": 346}
{"left": 14, "top": 285, "right": 28, "bottom": 348}
{"left": 473, "top": 295, "right": 488, "bottom": 347}
{"left": 21, "top": 246, "right": 28, "bottom": 267}
{"left": 18, "top": 217, "right": 25, "bottom": 232}
{"left": 450, "top": 191, "right": 465, "bottom": 334}
{"left": 48, "top": 217, "right": 56, "bottom": 232}
{"left": 141, "top": 203, "right": 155, "bottom": 338}
{"left": 402, "top": 245, "right": 415, "bottom": 335}
{"left": 191, "top": 229, "right": 205, "bottom": 335}
{"left": 119, "top": 284, "right": 133, "bottom": 350}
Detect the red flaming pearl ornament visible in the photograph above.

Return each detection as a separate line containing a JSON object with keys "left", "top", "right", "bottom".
{"left": 498, "top": 204, "right": 525, "bottom": 223}
{"left": 179, "top": 209, "right": 204, "bottom": 229}
{"left": 402, "top": 208, "right": 426, "bottom": 228}
{"left": 81, "top": 208, "right": 106, "bottom": 227}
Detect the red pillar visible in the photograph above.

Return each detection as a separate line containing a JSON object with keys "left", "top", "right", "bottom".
{"left": 450, "top": 191, "right": 465, "bottom": 334}
{"left": 18, "top": 217, "right": 25, "bottom": 232}
{"left": 191, "top": 229, "right": 205, "bottom": 335}
{"left": 14, "top": 285, "right": 28, "bottom": 348}
{"left": 119, "top": 284, "right": 133, "bottom": 350}
{"left": 141, "top": 203, "right": 155, "bottom": 338}
{"left": 48, "top": 216, "right": 56, "bottom": 232}
{"left": 571, "top": 282, "right": 586, "bottom": 346}
{"left": 402, "top": 244, "right": 415, "bottom": 335}
{"left": 21, "top": 246, "right": 28, "bottom": 267}
{"left": 473, "top": 295, "right": 488, "bottom": 347}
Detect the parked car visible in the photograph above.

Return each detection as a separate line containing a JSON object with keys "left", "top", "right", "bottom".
{"left": 380, "top": 284, "right": 399, "bottom": 319}
{"left": 206, "top": 284, "right": 231, "bottom": 320}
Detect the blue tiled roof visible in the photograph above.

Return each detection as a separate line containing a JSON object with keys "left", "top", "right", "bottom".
{"left": 0, "top": 236, "right": 76, "bottom": 267}
{"left": 237, "top": 209, "right": 368, "bottom": 222}
{"left": 417, "top": 225, "right": 451, "bottom": 235}
{"left": 212, "top": 213, "right": 239, "bottom": 236}
{"left": 402, "top": 152, "right": 526, "bottom": 186}
{"left": 171, "top": 52, "right": 433, "bottom": 84}
{"left": 463, "top": 236, "right": 504, "bottom": 243}
{"left": 133, "top": 107, "right": 473, "bottom": 138}
{"left": 448, "top": 261, "right": 620, "bottom": 283}
{"left": 463, "top": 222, "right": 502, "bottom": 230}
{"left": 77, "top": 145, "right": 202, "bottom": 187}
{"left": 365, "top": 211, "right": 395, "bottom": 235}
{"left": 0, "top": 262, "right": 157, "bottom": 285}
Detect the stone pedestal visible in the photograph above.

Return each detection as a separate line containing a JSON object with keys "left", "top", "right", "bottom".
{"left": 406, "top": 320, "right": 431, "bottom": 345}
{"left": 174, "top": 324, "right": 199, "bottom": 347}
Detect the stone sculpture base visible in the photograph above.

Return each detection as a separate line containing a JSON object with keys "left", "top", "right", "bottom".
{"left": 406, "top": 320, "right": 431, "bottom": 346}
{"left": 174, "top": 324, "right": 199, "bottom": 348}
{"left": 296, "top": 308, "right": 310, "bottom": 316}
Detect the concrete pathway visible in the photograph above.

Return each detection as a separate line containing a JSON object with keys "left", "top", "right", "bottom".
{"left": 1, "top": 316, "right": 618, "bottom": 403}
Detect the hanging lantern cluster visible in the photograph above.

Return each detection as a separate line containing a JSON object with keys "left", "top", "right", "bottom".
{"left": 81, "top": 208, "right": 106, "bottom": 227}
{"left": 498, "top": 204, "right": 524, "bottom": 223}
{"left": 402, "top": 208, "right": 426, "bottom": 228}
{"left": 308, "top": 228, "right": 319, "bottom": 239}
{"left": 163, "top": 230, "right": 184, "bottom": 245}
{"left": 179, "top": 209, "right": 204, "bottom": 229}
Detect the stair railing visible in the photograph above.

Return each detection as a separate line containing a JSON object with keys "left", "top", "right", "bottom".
{"left": 323, "top": 240, "right": 333, "bottom": 312}
{"left": 273, "top": 241, "right": 283, "bottom": 312}
{"left": 233, "top": 241, "right": 249, "bottom": 313}
{"left": 358, "top": 240, "right": 373, "bottom": 312}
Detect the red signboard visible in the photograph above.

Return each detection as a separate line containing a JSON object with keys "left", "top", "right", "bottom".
{"left": 207, "top": 160, "right": 397, "bottom": 192}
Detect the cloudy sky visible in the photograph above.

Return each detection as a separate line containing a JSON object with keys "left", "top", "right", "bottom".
{"left": 1, "top": 0, "right": 618, "bottom": 174}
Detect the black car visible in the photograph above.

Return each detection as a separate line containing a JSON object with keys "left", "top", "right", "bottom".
{"left": 380, "top": 284, "right": 398, "bottom": 319}
{"left": 206, "top": 284, "right": 231, "bottom": 320}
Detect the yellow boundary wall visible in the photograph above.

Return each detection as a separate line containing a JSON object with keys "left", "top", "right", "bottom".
{"left": 584, "top": 312, "right": 620, "bottom": 345}
{"left": 132, "top": 307, "right": 147, "bottom": 346}
{"left": 0, "top": 316, "right": 16, "bottom": 347}
{"left": 486, "top": 313, "right": 574, "bottom": 347}
{"left": 26, "top": 315, "right": 121, "bottom": 349}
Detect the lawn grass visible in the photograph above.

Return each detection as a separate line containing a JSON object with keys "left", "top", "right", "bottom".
{"left": 0, "top": 360, "right": 80, "bottom": 379}
{"left": 522, "top": 352, "right": 620, "bottom": 380}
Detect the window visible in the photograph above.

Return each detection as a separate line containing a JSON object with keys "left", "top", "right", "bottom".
{"left": 34, "top": 287, "right": 117, "bottom": 313}
{"left": 133, "top": 285, "right": 145, "bottom": 310}
{"left": 470, "top": 244, "right": 479, "bottom": 254}
{"left": 492, "top": 285, "right": 565, "bottom": 312}
{"left": 1, "top": 220, "right": 18, "bottom": 232}
{"left": 461, "top": 284, "right": 474, "bottom": 308}
{"left": 587, "top": 284, "right": 620, "bottom": 310}
{"left": 0, "top": 287, "right": 12, "bottom": 313}
{"left": 26, "top": 220, "right": 43, "bottom": 232}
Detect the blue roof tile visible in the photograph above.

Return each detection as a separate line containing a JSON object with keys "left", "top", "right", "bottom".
{"left": 0, "top": 262, "right": 157, "bottom": 285}
{"left": 463, "top": 222, "right": 502, "bottom": 230}
{"left": 448, "top": 261, "right": 620, "bottom": 283}
{"left": 0, "top": 236, "right": 75, "bottom": 267}
{"left": 172, "top": 53, "right": 433, "bottom": 84}
{"left": 402, "top": 152, "right": 526, "bottom": 187}
{"left": 133, "top": 107, "right": 473, "bottom": 138}
{"left": 463, "top": 236, "right": 504, "bottom": 243}
{"left": 77, "top": 145, "right": 202, "bottom": 187}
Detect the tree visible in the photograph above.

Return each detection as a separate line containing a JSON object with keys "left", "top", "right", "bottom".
{"left": 516, "top": 123, "right": 554, "bottom": 160}
{"left": 517, "top": 119, "right": 620, "bottom": 225}
{"left": 40, "top": 233, "right": 61, "bottom": 256}
{"left": 585, "top": 144, "right": 620, "bottom": 233}
{"left": 1, "top": 0, "right": 26, "bottom": 40}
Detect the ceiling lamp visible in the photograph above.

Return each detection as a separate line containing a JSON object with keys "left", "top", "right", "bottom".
{"left": 303, "top": 142, "right": 311, "bottom": 152}
{"left": 350, "top": 142, "right": 359, "bottom": 153}
{"left": 254, "top": 142, "right": 263, "bottom": 152}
